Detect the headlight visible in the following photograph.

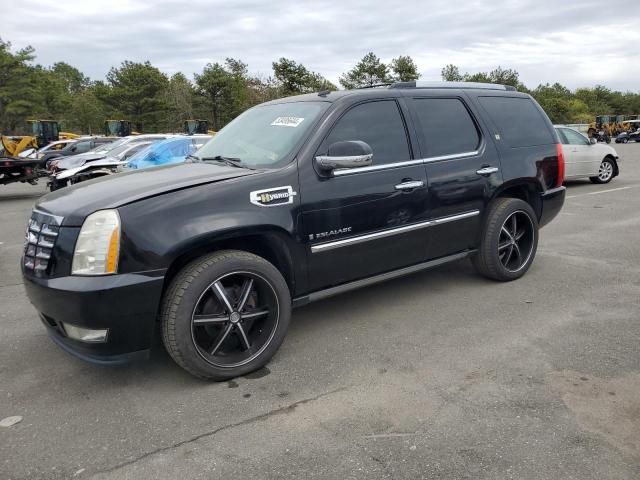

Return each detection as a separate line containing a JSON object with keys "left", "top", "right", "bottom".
{"left": 72, "top": 210, "right": 121, "bottom": 275}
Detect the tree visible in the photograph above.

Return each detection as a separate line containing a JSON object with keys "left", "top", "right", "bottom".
{"left": 195, "top": 58, "right": 251, "bottom": 130}
{"left": 272, "top": 58, "right": 336, "bottom": 95}
{"left": 0, "top": 38, "right": 38, "bottom": 133}
{"left": 441, "top": 64, "right": 463, "bottom": 82}
{"left": 105, "top": 60, "right": 169, "bottom": 132}
{"left": 51, "top": 62, "right": 89, "bottom": 94}
{"left": 390, "top": 56, "right": 420, "bottom": 82}
{"left": 487, "top": 67, "right": 520, "bottom": 88}
{"left": 164, "top": 73, "right": 194, "bottom": 131}
{"left": 339, "top": 52, "right": 390, "bottom": 89}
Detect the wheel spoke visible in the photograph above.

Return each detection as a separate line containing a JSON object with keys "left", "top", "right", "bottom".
{"left": 237, "top": 278, "right": 254, "bottom": 311}
{"left": 498, "top": 241, "right": 511, "bottom": 251}
{"left": 236, "top": 323, "right": 251, "bottom": 350}
{"left": 512, "top": 242, "right": 522, "bottom": 264}
{"left": 503, "top": 245, "right": 514, "bottom": 266}
{"left": 193, "top": 314, "right": 228, "bottom": 325}
{"left": 212, "top": 281, "right": 234, "bottom": 313}
{"left": 209, "top": 323, "right": 233, "bottom": 355}
{"left": 515, "top": 229, "right": 525, "bottom": 241}
{"left": 511, "top": 214, "right": 517, "bottom": 236}
{"left": 241, "top": 309, "right": 269, "bottom": 320}
{"left": 501, "top": 225, "right": 515, "bottom": 243}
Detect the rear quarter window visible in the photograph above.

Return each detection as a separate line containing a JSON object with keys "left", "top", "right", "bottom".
{"left": 478, "top": 96, "right": 555, "bottom": 148}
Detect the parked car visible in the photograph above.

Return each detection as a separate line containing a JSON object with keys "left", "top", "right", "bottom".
{"left": 49, "top": 134, "right": 172, "bottom": 172}
{"left": 18, "top": 139, "right": 78, "bottom": 159}
{"left": 49, "top": 141, "right": 155, "bottom": 190}
{"left": 555, "top": 126, "right": 620, "bottom": 184}
{"left": 22, "top": 81, "right": 565, "bottom": 379}
{"left": 615, "top": 130, "right": 640, "bottom": 143}
{"left": 41, "top": 137, "right": 115, "bottom": 164}
{"left": 127, "top": 135, "right": 211, "bottom": 169}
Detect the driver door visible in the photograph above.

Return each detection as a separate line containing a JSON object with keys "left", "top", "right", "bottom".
{"left": 299, "top": 99, "right": 430, "bottom": 291}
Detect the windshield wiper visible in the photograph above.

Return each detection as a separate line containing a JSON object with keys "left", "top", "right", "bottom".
{"left": 200, "top": 155, "right": 253, "bottom": 169}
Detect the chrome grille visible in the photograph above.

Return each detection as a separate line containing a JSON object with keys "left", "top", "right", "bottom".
{"left": 24, "top": 210, "right": 63, "bottom": 274}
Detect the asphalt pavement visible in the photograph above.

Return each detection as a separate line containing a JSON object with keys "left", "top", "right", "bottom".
{"left": 1, "top": 145, "right": 639, "bottom": 479}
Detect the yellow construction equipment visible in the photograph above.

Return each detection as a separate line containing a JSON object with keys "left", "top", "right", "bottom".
{"left": 1, "top": 120, "right": 64, "bottom": 156}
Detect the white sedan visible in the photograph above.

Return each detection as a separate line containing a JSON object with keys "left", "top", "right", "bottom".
{"left": 555, "top": 126, "right": 620, "bottom": 184}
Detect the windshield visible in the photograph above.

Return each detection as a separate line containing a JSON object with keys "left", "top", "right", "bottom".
{"left": 194, "top": 101, "right": 328, "bottom": 168}
{"left": 91, "top": 138, "right": 126, "bottom": 154}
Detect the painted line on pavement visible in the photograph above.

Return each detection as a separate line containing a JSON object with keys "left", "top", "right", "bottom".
{"left": 566, "top": 186, "right": 635, "bottom": 199}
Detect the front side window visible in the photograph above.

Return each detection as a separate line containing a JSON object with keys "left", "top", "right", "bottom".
{"left": 560, "top": 128, "right": 589, "bottom": 146}
{"left": 195, "top": 101, "right": 329, "bottom": 169}
{"left": 411, "top": 98, "right": 480, "bottom": 157}
{"left": 320, "top": 100, "right": 411, "bottom": 165}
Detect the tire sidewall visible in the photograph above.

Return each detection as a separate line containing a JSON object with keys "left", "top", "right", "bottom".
{"left": 163, "top": 251, "right": 291, "bottom": 380}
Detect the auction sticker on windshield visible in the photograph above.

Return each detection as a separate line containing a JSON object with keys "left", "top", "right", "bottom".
{"left": 271, "top": 117, "right": 304, "bottom": 127}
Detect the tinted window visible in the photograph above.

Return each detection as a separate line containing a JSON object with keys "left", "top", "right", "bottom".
{"left": 412, "top": 98, "right": 480, "bottom": 157}
{"left": 322, "top": 100, "right": 410, "bottom": 165}
{"left": 478, "top": 96, "right": 555, "bottom": 147}
{"left": 560, "top": 128, "right": 589, "bottom": 146}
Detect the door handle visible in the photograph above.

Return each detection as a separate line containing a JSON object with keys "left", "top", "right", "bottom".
{"left": 394, "top": 180, "right": 424, "bottom": 190}
{"left": 476, "top": 166, "right": 499, "bottom": 176}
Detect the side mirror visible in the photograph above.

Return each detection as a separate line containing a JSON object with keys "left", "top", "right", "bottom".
{"left": 315, "top": 140, "right": 373, "bottom": 173}
{"left": 590, "top": 137, "right": 597, "bottom": 144}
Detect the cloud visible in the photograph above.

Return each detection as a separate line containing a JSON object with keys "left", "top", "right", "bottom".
{"left": 4, "top": 0, "right": 640, "bottom": 91}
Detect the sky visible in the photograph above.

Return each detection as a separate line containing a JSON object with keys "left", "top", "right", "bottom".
{"left": 3, "top": 0, "right": 640, "bottom": 91}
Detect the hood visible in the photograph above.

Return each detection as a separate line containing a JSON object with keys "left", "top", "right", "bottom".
{"left": 55, "top": 152, "right": 106, "bottom": 170}
{"left": 37, "top": 162, "right": 258, "bottom": 226}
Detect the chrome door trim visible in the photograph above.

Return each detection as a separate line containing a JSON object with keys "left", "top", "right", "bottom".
{"left": 331, "top": 150, "right": 480, "bottom": 176}
{"left": 310, "top": 210, "right": 480, "bottom": 253}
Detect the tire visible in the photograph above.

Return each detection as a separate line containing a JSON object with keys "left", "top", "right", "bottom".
{"left": 472, "top": 198, "right": 539, "bottom": 282}
{"left": 590, "top": 157, "right": 615, "bottom": 184}
{"left": 161, "top": 250, "right": 291, "bottom": 380}
{"left": 622, "top": 138, "right": 629, "bottom": 144}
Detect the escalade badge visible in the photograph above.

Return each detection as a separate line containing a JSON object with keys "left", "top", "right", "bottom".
{"left": 250, "top": 186, "right": 297, "bottom": 207}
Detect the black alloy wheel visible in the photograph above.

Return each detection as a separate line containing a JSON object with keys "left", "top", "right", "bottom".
{"left": 497, "top": 211, "right": 535, "bottom": 273}
{"left": 161, "top": 250, "right": 291, "bottom": 380}
{"left": 191, "top": 271, "right": 279, "bottom": 368}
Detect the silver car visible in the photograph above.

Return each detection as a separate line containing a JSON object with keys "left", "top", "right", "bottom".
{"left": 555, "top": 126, "right": 620, "bottom": 184}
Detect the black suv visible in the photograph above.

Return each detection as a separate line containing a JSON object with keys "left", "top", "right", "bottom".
{"left": 22, "top": 82, "right": 565, "bottom": 379}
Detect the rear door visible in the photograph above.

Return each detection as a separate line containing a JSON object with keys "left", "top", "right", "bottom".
{"left": 299, "top": 99, "right": 430, "bottom": 291}
{"left": 407, "top": 94, "right": 502, "bottom": 260}
{"left": 559, "top": 127, "right": 599, "bottom": 176}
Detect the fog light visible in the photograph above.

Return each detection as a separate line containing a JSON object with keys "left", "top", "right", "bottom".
{"left": 62, "top": 322, "right": 108, "bottom": 343}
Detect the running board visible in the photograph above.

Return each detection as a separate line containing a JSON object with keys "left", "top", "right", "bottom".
{"left": 292, "top": 250, "right": 475, "bottom": 307}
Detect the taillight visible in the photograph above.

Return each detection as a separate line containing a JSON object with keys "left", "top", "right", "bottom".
{"left": 556, "top": 143, "right": 565, "bottom": 187}
{"left": 3, "top": 160, "right": 13, "bottom": 167}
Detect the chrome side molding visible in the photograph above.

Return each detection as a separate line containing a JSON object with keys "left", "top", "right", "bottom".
{"left": 310, "top": 210, "right": 480, "bottom": 253}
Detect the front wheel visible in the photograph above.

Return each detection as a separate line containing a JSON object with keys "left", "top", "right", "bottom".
{"left": 161, "top": 250, "right": 291, "bottom": 380}
{"left": 590, "top": 158, "right": 615, "bottom": 184}
{"left": 472, "top": 198, "right": 539, "bottom": 281}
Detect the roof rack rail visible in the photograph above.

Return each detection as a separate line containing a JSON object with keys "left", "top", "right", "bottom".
{"left": 356, "top": 83, "right": 394, "bottom": 89}
{"left": 389, "top": 81, "right": 517, "bottom": 91}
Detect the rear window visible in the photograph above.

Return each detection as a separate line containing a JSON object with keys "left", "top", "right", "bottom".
{"left": 411, "top": 98, "right": 480, "bottom": 157}
{"left": 478, "top": 96, "right": 555, "bottom": 148}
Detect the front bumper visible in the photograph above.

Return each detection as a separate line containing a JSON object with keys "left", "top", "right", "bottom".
{"left": 23, "top": 270, "right": 166, "bottom": 364}
{"left": 539, "top": 186, "right": 566, "bottom": 228}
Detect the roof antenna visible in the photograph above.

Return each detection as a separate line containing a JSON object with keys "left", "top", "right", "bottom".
{"left": 318, "top": 90, "right": 331, "bottom": 97}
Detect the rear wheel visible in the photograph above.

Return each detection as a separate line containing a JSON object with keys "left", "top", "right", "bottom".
{"left": 590, "top": 158, "right": 615, "bottom": 184}
{"left": 161, "top": 250, "right": 291, "bottom": 380}
{"left": 472, "top": 198, "right": 539, "bottom": 281}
